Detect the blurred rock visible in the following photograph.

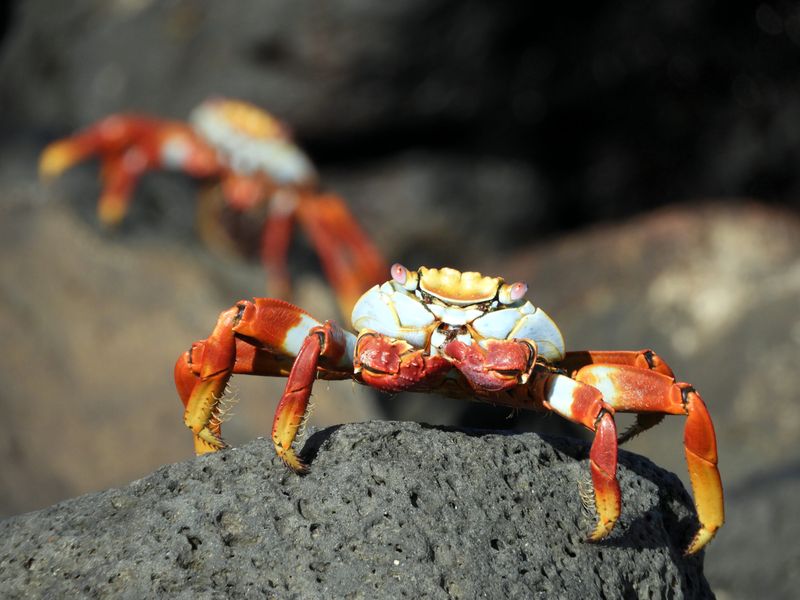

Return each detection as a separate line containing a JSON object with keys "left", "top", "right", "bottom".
{"left": 0, "top": 0, "right": 516, "bottom": 140}
{"left": 0, "top": 178, "right": 379, "bottom": 518}
{"left": 324, "top": 151, "right": 550, "bottom": 266}
{"left": 0, "top": 421, "right": 713, "bottom": 599}
{"left": 495, "top": 202, "right": 800, "bottom": 599}
{"left": 500, "top": 202, "right": 800, "bottom": 484}
{"left": 5, "top": 1, "right": 800, "bottom": 222}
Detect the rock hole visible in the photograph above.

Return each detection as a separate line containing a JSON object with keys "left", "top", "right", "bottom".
{"left": 490, "top": 538, "right": 501, "bottom": 551}
{"left": 410, "top": 492, "right": 419, "bottom": 507}
{"left": 186, "top": 535, "right": 201, "bottom": 551}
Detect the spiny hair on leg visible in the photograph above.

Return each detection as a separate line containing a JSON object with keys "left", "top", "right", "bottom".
{"left": 208, "top": 384, "right": 240, "bottom": 430}
{"left": 295, "top": 396, "right": 316, "bottom": 444}
{"left": 578, "top": 471, "right": 597, "bottom": 519}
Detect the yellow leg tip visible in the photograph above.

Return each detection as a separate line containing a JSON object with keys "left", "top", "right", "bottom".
{"left": 685, "top": 526, "right": 717, "bottom": 555}
{"left": 587, "top": 517, "right": 617, "bottom": 542}
{"left": 193, "top": 427, "right": 226, "bottom": 454}
{"left": 274, "top": 443, "right": 308, "bottom": 474}
{"left": 39, "top": 143, "right": 75, "bottom": 179}
{"left": 97, "top": 195, "right": 128, "bottom": 227}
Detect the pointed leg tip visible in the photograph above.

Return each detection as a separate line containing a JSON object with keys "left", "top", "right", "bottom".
{"left": 684, "top": 526, "right": 717, "bottom": 556}
{"left": 586, "top": 518, "right": 617, "bottom": 543}
{"left": 97, "top": 196, "right": 128, "bottom": 227}
{"left": 194, "top": 428, "right": 228, "bottom": 455}
{"left": 39, "top": 143, "right": 74, "bottom": 180}
{"left": 194, "top": 441, "right": 227, "bottom": 456}
{"left": 277, "top": 447, "right": 309, "bottom": 474}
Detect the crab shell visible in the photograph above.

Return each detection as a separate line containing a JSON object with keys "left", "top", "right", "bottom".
{"left": 350, "top": 267, "right": 565, "bottom": 363}
{"left": 189, "top": 98, "right": 317, "bottom": 186}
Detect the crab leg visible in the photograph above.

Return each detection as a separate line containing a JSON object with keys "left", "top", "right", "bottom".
{"left": 40, "top": 115, "right": 221, "bottom": 224}
{"left": 559, "top": 350, "right": 674, "bottom": 442}
{"left": 531, "top": 371, "right": 621, "bottom": 542}
{"left": 559, "top": 350, "right": 675, "bottom": 378}
{"left": 39, "top": 116, "right": 138, "bottom": 178}
{"left": 295, "top": 193, "right": 387, "bottom": 317}
{"left": 95, "top": 150, "right": 150, "bottom": 225}
{"left": 260, "top": 191, "right": 299, "bottom": 301}
{"left": 174, "top": 298, "right": 354, "bottom": 457}
{"left": 178, "top": 306, "right": 239, "bottom": 455}
{"left": 573, "top": 363, "right": 723, "bottom": 555}
{"left": 272, "top": 320, "right": 351, "bottom": 472}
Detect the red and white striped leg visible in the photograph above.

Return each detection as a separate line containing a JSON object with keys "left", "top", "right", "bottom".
{"left": 174, "top": 298, "right": 354, "bottom": 458}
{"left": 560, "top": 350, "right": 673, "bottom": 442}
{"left": 574, "top": 363, "right": 724, "bottom": 554}
{"left": 532, "top": 371, "right": 621, "bottom": 542}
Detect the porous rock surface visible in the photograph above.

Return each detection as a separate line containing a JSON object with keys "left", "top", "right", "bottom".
{"left": 0, "top": 421, "right": 712, "bottom": 599}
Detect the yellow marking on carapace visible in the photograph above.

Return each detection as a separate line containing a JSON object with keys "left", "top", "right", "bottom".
{"left": 418, "top": 267, "right": 502, "bottom": 304}
{"left": 214, "top": 99, "right": 284, "bottom": 140}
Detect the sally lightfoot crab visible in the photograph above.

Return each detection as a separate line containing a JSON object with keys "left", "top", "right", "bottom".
{"left": 175, "top": 264, "right": 724, "bottom": 554}
{"left": 39, "top": 98, "right": 385, "bottom": 315}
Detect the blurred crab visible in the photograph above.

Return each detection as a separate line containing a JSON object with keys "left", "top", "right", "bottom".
{"left": 175, "top": 264, "right": 723, "bottom": 555}
{"left": 39, "top": 98, "right": 386, "bottom": 315}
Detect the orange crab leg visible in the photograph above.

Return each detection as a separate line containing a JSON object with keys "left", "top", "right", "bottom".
{"left": 560, "top": 350, "right": 674, "bottom": 443}
{"left": 560, "top": 349, "right": 675, "bottom": 378}
{"left": 180, "top": 306, "right": 239, "bottom": 454}
{"left": 175, "top": 298, "right": 354, "bottom": 458}
{"left": 95, "top": 150, "right": 150, "bottom": 225}
{"left": 295, "top": 193, "right": 387, "bottom": 317}
{"left": 314, "top": 194, "right": 386, "bottom": 286}
{"left": 40, "top": 115, "right": 221, "bottom": 225}
{"left": 573, "top": 363, "right": 724, "bottom": 554}
{"left": 40, "top": 116, "right": 173, "bottom": 177}
{"left": 530, "top": 371, "right": 621, "bottom": 542}
{"left": 260, "top": 191, "right": 298, "bottom": 301}
{"left": 271, "top": 321, "right": 351, "bottom": 472}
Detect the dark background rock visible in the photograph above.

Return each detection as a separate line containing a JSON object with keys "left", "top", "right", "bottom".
{"left": 4, "top": 0, "right": 800, "bottom": 244}
{"left": 0, "top": 421, "right": 713, "bottom": 599}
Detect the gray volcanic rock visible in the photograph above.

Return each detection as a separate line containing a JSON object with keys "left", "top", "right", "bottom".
{"left": 0, "top": 421, "right": 712, "bottom": 599}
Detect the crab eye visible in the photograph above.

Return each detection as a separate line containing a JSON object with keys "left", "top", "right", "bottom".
{"left": 499, "top": 281, "right": 528, "bottom": 305}
{"left": 391, "top": 263, "right": 408, "bottom": 284}
{"left": 390, "top": 263, "right": 419, "bottom": 291}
